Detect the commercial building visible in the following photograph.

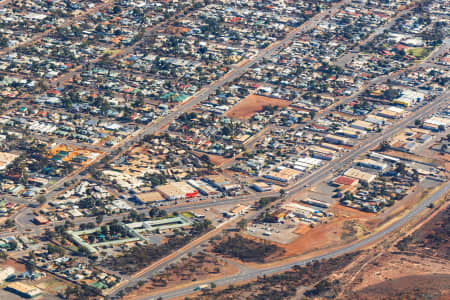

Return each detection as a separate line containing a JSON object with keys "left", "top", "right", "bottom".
{"left": 334, "top": 176, "right": 359, "bottom": 186}
{"left": 309, "top": 146, "right": 336, "bottom": 160}
{"left": 344, "top": 168, "right": 377, "bottom": 183}
{"left": 423, "top": 116, "right": 449, "bottom": 131}
{"left": 377, "top": 106, "right": 405, "bottom": 119}
{"left": 251, "top": 181, "right": 272, "bottom": 192}
{"left": 350, "top": 120, "right": 376, "bottom": 131}
{"left": 337, "top": 127, "right": 366, "bottom": 139}
{"left": 203, "top": 175, "right": 240, "bottom": 194}
{"left": 263, "top": 167, "right": 301, "bottom": 183}
{"left": 365, "top": 114, "right": 387, "bottom": 125}
{"left": 6, "top": 282, "right": 42, "bottom": 298}
{"left": 356, "top": 159, "right": 388, "bottom": 171}
{"left": 292, "top": 157, "right": 323, "bottom": 170}
{"left": 282, "top": 202, "right": 317, "bottom": 219}
{"left": 156, "top": 181, "right": 199, "bottom": 200}
{"left": 187, "top": 180, "right": 219, "bottom": 196}
{"left": 133, "top": 191, "right": 166, "bottom": 204}
{"left": 33, "top": 216, "right": 50, "bottom": 225}
{"left": 324, "top": 134, "right": 349, "bottom": 145}
{"left": 0, "top": 152, "right": 19, "bottom": 170}
{"left": 228, "top": 204, "right": 249, "bottom": 216}
{"left": 392, "top": 90, "right": 424, "bottom": 107}
{"left": 0, "top": 266, "right": 14, "bottom": 282}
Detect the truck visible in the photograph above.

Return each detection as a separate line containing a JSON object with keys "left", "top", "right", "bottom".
{"left": 194, "top": 284, "right": 209, "bottom": 291}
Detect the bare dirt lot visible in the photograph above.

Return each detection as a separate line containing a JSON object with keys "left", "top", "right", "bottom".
{"left": 122, "top": 253, "right": 238, "bottom": 300}
{"left": 347, "top": 253, "right": 450, "bottom": 298}
{"left": 384, "top": 149, "right": 444, "bottom": 166}
{"left": 0, "top": 260, "right": 67, "bottom": 300}
{"left": 225, "top": 94, "right": 290, "bottom": 120}
{"left": 279, "top": 217, "right": 362, "bottom": 257}
{"left": 340, "top": 200, "right": 450, "bottom": 299}
{"left": 354, "top": 274, "right": 450, "bottom": 299}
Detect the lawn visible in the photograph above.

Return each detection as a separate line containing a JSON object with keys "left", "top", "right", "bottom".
{"left": 181, "top": 212, "right": 194, "bottom": 219}
{"left": 407, "top": 47, "right": 431, "bottom": 60}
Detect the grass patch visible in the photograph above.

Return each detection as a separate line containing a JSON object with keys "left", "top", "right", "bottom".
{"left": 407, "top": 47, "right": 431, "bottom": 60}
{"left": 182, "top": 212, "right": 194, "bottom": 219}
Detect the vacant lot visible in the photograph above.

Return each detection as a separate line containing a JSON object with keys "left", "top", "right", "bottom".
{"left": 225, "top": 94, "right": 290, "bottom": 120}
{"left": 212, "top": 234, "right": 284, "bottom": 263}
{"left": 122, "top": 253, "right": 238, "bottom": 300}
{"left": 355, "top": 274, "right": 450, "bottom": 299}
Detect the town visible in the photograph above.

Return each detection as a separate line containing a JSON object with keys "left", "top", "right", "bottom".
{"left": 0, "top": 0, "right": 448, "bottom": 299}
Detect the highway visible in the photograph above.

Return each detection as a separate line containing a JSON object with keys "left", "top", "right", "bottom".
{"left": 2, "top": 0, "right": 447, "bottom": 297}
{"left": 7, "top": 0, "right": 446, "bottom": 238}
{"left": 11, "top": 0, "right": 353, "bottom": 216}
{"left": 12, "top": 87, "right": 447, "bottom": 248}
{"left": 136, "top": 180, "right": 450, "bottom": 300}
{"left": 107, "top": 87, "right": 448, "bottom": 298}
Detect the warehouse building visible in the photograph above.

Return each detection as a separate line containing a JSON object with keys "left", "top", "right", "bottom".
{"left": 392, "top": 90, "right": 424, "bottom": 107}
{"left": 0, "top": 266, "right": 14, "bottom": 282}
{"left": 264, "top": 167, "right": 301, "bottom": 183}
{"left": 156, "top": 181, "right": 199, "bottom": 200}
{"left": 350, "top": 120, "right": 376, "bottom": 131}
{"left": 309, "top": 146, "right": 336, "bottom": 160}
{"left": 251, "top": 181, "right": 272, "bottom": 192}
{"left": 323, "top": 134, "right": 349, "bottom": 145}
{"left": 344, "top": 168, "right": 377, "bottom": 183}
{"left": 0, "top": 152, "right": 19, "bottom": 171}
{"left": 356, "top": 159, "right": 388, "bottom": 171}
{"left": 423, "top": 116, "right": 449, "bottom": 131}
{"left": 6, "top": 282, "right": 42, "bottom": 298}
{"left": 134, "top": 191, "right": 166, "bottom": 205}
{"left": 187, "top": 180, "right": 219, "bottom": 196}
{"left": 377, "top": 106, "right": 405, "bottom": 119}
{"left": 337, "top": 127, "right": 366, "bottom": 139}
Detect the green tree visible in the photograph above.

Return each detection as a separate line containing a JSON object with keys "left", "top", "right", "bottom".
{"left": 0, "top": 252, "right": 8, "bottom": 261}
{"left": 96, "top": 214, "right": 104, "bottom": 225}
{"left": 237, "top": 219, "right": 248, "bottom": 231}
{"left": 8, "top": 240, "right": 17, "bottom": 251}
{"left": 25, "top": 260, "right": 36, "bottom": 273}
{"left": 37, "top": 195, "right": 47, "bottom": 205}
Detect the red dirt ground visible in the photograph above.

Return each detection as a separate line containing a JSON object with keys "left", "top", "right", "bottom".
{"left": 225, "top": 94, "right": 290, "bottom": 120}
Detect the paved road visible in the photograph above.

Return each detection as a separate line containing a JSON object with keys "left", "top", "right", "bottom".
{"left": 20, "top": 79, "right": 443, "bottom": 234}
{"left": 107, "top": 89, "right": 448, "bottom": 298}
{"left": 16, "top": 0, "right": 350, "bottom": 205}
{"left": 3, "top": 0, "right": 447, "bottom": 296}
{"left": 0, "top": 0, "right": 116, "bottom": 56}
{"left": 335, "top": 7, "right": 414, "bottom": 67}
{"left": 10, "top": 0, "right": 447, "bottom": 235}
{"left": 137, "top": 180, "right": 450, "bottom": 300}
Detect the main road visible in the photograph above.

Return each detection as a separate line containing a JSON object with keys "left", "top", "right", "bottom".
{"left": 13, "top": 78, "right": 449, "bottom": 240}
{"left": 108, "top": 87, "right": 448, "bottom": 298}
{"left": 148, "top": 180, "right": 449, "bottom": 299}
{"left": 15, "top": 0, "right": 353, "bottom": 210}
